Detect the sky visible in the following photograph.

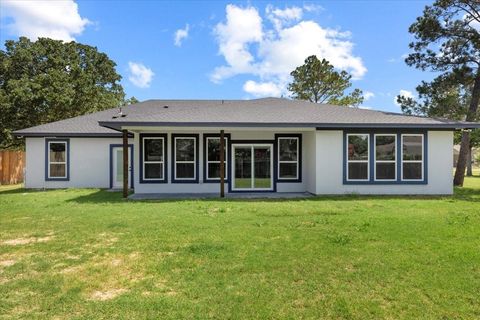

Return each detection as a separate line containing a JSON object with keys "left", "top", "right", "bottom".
{"left": 0, "top": 0, "right": 438, "bottom": 113}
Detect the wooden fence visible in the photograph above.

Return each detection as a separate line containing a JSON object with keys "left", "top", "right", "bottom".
{"left": 0, "top": 150, "right": 25, "bottom": 185}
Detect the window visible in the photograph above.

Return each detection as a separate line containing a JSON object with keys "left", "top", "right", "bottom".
{"left": 375, "top": 134, "right": 396, "bottom": 180}
{"left": 46, "top": 139, "right": 69, "bottom": 180}
{"left": 143, "top": 137, "right": 165, "bottom": 180}
{"left": 173, "top": 135, "right": 198, "bottom": 182}
{"left": 347, "top": 134, "right": 369, "bottom": 181}
{"left": 277, "top": 136, "right": 300, "bottom": 180}
{"left": 205, "top": 136, "right": 228, "bottom": 180}
{"left": 402, "top": 134, "right": 423, "bottom": 180}
{"left": 140, "top": 134, "right": 167, "bottom": 183}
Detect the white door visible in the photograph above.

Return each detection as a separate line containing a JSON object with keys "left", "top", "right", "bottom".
{"left": 232, "top": 144, "right": 273, "bottom": 191}
{"left": 112, "top": 147, "right": 131, "bottom": 188}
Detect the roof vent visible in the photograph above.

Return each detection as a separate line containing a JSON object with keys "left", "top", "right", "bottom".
{"left": 112, "top": 106, "right": 127, "bottom": 118}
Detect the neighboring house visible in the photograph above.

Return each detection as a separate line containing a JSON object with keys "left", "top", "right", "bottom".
{"left": 13, "top": 98, "right": 480, "bottom": 195}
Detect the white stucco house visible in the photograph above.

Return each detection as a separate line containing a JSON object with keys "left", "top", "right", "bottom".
{"left": 13, "top": 98, "right": 480, "bottom": 196}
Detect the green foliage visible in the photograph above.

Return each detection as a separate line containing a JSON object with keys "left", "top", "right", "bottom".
{"left": 0, "top": 37, "right": 132, "bottom": 149}
{"left": 288, "top": 55, "right": 364, "bottom": 106}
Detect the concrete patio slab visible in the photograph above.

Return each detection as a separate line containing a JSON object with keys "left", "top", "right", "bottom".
{"left": 128, "top": 192, "right": 313, "bottom": 200}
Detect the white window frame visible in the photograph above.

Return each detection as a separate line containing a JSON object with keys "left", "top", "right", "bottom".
{"left": 346, "top": 133, "right": 370, "bottom": 182}
{"left": 206, "top": 137, "right": 228, "bottom": 180}
{"left": 232, "top": 143, "right": 274, "bottom": 191}
{"left": 277, "top": 137, "right": 299, "bottom": 180}
{"left": 142, "top": 137, "right": 165, "bottom": 181}
{"left": 48, "top": 141, "right": 67, "bottom": 179}
{"left": 374, "top": 134, "right": 397, "bottom": 181}
{"left": 174, "top": 136, "right": 196, "bottom": 180}
{"left": 401, "top": 134, "right": 424, "bottom": 181}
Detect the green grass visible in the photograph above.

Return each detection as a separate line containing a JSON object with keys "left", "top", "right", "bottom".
{"left": 234, "top": 178, "right": 271, "bottom": 189}
{"left": 0, "top": 178, "right": 480, "bottom": 319}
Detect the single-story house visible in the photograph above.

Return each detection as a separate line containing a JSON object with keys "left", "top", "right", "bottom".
{"left": 13, "top": 98, "right": 480, "bottom": 196}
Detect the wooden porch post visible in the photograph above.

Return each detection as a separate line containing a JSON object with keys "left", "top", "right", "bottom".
{"left": 122, "top": 129, "right": 129, "bottom": 198}
{"left": 220, "top": 130, "right": 225, "bottom": 198}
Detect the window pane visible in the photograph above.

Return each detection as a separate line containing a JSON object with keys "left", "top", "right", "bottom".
{"left": 208, "top": 163, "right": 226, "bottom": 179}
{"left": 348, "top": 162, "right": 368, "bottom": 180}
{"left": 176, "top": 138, "right": 195, "bottom": 161}
{"left": 234, "top": 147, "right": 252, "bottom": 188}
{"left": 279, "top": 163, "right": 297, "bottom": 178}
{"left": 403, "top": 163, "right": 422, "bottom": 180}
{"left": 176, "top": 163, "right": 194, "bottom": 179}
{"left": 279, "top": 138, "right": 297, "bottom": 161}
{"left": 376, "top": 163, "right": 395, "bottom": 180}
{"left": 403, "top": 136, "right": 422, "bottom": 160}
{"left": 50, "top": 143, "right": 65, "bottom": 162}
{"left": 50, "top": 164, "right": 65, "bottom": 177}
{"left": 376, "top": 136, "right": 396, "bottom": 160}
{"left": 208, "top": 138, "right": 227, "bottom": 161}
{"left": 348, "top": 135, "right": 369, "bottom": 160}
{"left": 145, "top": 163, "right": 163, "bottom": 179}
{"left": 144, "top": 139, "right": 163, "bottom": 161}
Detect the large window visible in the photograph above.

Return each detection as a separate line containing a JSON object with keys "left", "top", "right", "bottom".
{"left": 402, "top": 134, "right": 424, "bottom": 181}
{"left": 375, "top": 134, "right": 396, "bottom": 181}
{"left": 347, "top": 134, "right": 369, "bottom": 181}
{"left": 277, "top": 136, "right": 301, "bottom": 181}
{"left": 142, "top": 136, "right": 165, "bottom": 181}
{"left": 46, "top": 139, "right": 69, "bottom": 180}
{"left": 173, "top": 135, "right": 198, "bottom": 182}
{"left": 204, "top": 136, "right": 228, "bottom": 181}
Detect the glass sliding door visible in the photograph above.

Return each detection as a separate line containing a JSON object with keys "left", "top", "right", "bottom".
{"left": 232, "top": 144, "right": 273, "bottom": 191}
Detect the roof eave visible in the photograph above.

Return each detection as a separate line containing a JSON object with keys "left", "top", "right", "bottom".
{"left": 98, "top": 121, "right": 480, "bottom": 130}
{"left": 12, "top": 132, "right": 125, "bottom": 138}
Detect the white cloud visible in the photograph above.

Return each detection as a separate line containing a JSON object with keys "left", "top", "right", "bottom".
{"left": 395, "top": 89, "right": 414, "bottom": 106}
{"left": 364, "top": 91, "right": 375, "bottom": 101}
{"left": 211, "top": 4, "right": 367, "bottom": 97}
{"left": 0, "top": 0, "right": 90, "bottom": 41}
{"left": 174, "top": 24, "right": 190, "bottom": 47}
{"left": 266, "top": 5, "right": 303, "bottom": 30}
{"left": 128, "top": 62, "right": 154, "bottom": 88}
{"left": 243, "top": 80, "right": 282, "bottom": 97}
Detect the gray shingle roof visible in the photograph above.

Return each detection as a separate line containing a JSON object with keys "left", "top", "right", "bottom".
{"left": 13, "top": 98, "right": 480, "bottom": 137}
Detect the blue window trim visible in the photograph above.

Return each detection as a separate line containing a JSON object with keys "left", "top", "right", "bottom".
{"left": 275, "top": 133, "right": 302, "bottom": 183}
{"left": 203, "top": 133, "right": 231, "bottom": 183}
{"left": 343, "top": 130, "right": 428, "bottom": 185}
{"left": 228, "top": 139, "right": 277, "bottom": 193}
{"left": 109, "top": 144, "right": 134, "bottom": 189}
{"left": 171, "top": 133, "right": 199, "bottom": 183}
{"left": 139, "top": 133, "right": 168, "bottom": 184}
{"left": 45, "top": 138, "right": 70, "bottom": 181}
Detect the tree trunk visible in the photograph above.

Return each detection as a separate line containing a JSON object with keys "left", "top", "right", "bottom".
{"left": 467, "top": 146, "right": 473, "bottom": 176}
{"left": 454, "top": 71, "right": 480, "bottom": 186}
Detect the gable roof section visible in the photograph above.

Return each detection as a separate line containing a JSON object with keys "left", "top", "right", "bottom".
{"left": 13, "top": 98, "right": 480, "bottom": 137}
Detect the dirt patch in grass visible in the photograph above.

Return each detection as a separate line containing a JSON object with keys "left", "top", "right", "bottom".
{"left": 2, "top": 235, "right": 54, "bottom": 246}
{"left": 0, "top": 259, "right": 16, "bottom": 267}
{"left": 89, "top": 288, "right": 128, "bottom": 301}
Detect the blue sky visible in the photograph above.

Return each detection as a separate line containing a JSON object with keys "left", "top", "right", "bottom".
{"left": 0, "top": 0, "right": 437, "bottom": 112}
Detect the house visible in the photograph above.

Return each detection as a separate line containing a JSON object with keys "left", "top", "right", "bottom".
{"left": 13, "top": 98, "right": 480, "bottom": 196}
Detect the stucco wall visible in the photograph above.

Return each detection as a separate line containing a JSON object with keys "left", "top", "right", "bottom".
{"left": 315, "top": 130, "right": 453, "bottom": 195}
{"left": 133, "top": 128, "right": 314, "bottom": 194}
{"left": 25, "top": 137, "right": 132, "bottom": 189}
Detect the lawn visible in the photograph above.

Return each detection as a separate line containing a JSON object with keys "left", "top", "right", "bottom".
{"left": 0, "top": 178, "right": 479, "bottom": 319}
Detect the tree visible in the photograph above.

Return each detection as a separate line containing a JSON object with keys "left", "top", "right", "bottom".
{"left": 0, "top": 37, "right": 135, "bottom": 149}
{"left": 405, "top": 0, "right": 480, "bottom": 186}
{"left": 397, "top": 73, "right": 480, "bottom": 175}
{"left": 288, "top": 55, "right": 364, "bottom": 107}
{"left": 124, "top": 96, "right": 140, "bottom": 105}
